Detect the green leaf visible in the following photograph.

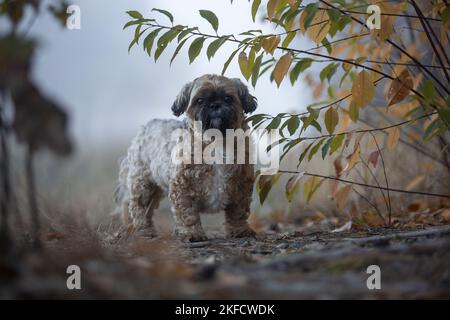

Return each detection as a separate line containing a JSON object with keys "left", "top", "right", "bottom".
{"left": 324, "top": 107, "right": 339, "bottom": 134}
{"left": 247, "top": 113, "right": 267, "bottom": 126}
{"left": 442, "top": 6, "right": 450, "bottom": 26}
{"left": 286, "top": 116, "right": 300, "bottom": 136}
{"left": 188, "top": 37, "right": 206, "bottom": 64}
{"left": 303, "top": 3, "right": 319, "bottom": 29}
{"left": 320, "top": 63, "right": 338, "bottom": 82}
{"left": 251, "top": 0, "right": 262, "bottom": 22}
{"left": 133, "top": 25, "right": 142, "bottom": 44}
{"left": 178, "top": 27, "right": 198, "bottom": 42}
{"left": 207, "top": 36, "right": 229, "bottom": 60}
{"left": 128, "top": 25, "right": 145, "bottom": 53}
{"left": 199, "top": 9, "right": 219, "bottom": 32}
{"left": 308, "top": 138, "right": 325, "bottom": 161}
{"left": 154, "top": 28, "right": 181, "bottom": 61}
{"left": 337, "top": 15, "right": 352, "bottom": 31}
{"left": 281, "top": 31, "right": 296, "bottom": 48}
{"left": 170, "top": 37, "right": 189, "bottom": 65}
{"left": 438, "top": 108, "right": 450, "bottom": 124}
{"left": 221, "top": 47, "right": 241, "bottom": 75}
{"left": 280, "top": 138, "right": 303, "bottom": 161}
{"left": 321, "top": 37, "right": 332, "bottom": 54}
{"left": 128, "top": 38, "right": 137, "bottom": 53}
{"left": 251, "top": 53, "right": 264, "bottom": 88}
{"left": 327, "top": 8, "right": 341, "bottom": 23}
{"left": 321, "top": 138, "right": 332, "bottom": 159}
{"left": 423, "top": 80, "right": 437, "bottom": 103}
{"left": 266, "top": 115, "right": 282, "bottom": 130}
{"left": 143, "top": 28, "right": 162, "bottom": 55}
{"left": 330, "top": 133, "right": 345, "bottom": 154}
{"left": 126, "top": 10, "right": 143, "bottom": 20}
{"left": 289, "top": 58, "right": 313, "bottom": 85}
{"left": 298, "top": 142, "right": 314, "bottom": 165}
{"left": 123, "top": 18, "right": 154, "bottom": 30}
{"left": 423, "top": 119, "right": 439, "bottom": 141}
{"left": 152, "top": 8, "right": 174, "bottom": 24}
{"left": 349, "top": 101, "right": 359, "bottom": 122}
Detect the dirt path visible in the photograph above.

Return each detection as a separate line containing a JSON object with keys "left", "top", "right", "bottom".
{"left": 1, "top": 225, "right": 450, "bottom": 299}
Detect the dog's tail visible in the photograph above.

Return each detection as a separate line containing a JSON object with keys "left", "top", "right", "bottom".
{"left": 114, "top": 155, "right": 129, "bottom": 204}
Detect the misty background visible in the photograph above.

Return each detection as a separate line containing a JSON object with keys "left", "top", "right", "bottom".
{"left": 5, "top": 0, "right": 314, "bottom": 224}
{"left": 28, "top": 0, "right": 311, "bottom": 149}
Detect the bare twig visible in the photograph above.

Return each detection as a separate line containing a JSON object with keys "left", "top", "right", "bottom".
{"left": 279, "top": 170, "right": 450, "bottom": 199}
{"left": 351, "top": 186, "right": 386, "bottom": 225}
{"left": 370, "top": 132, "right": 392, "bottom": 225}
{"left": 297, "top": 111, "right": 437, "bottom": 141}
{"left": 410, "top": 0, "right": 450, "bottom": 86}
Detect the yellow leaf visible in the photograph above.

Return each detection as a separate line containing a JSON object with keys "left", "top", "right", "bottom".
{"left": 267, "top": 0, "right": 280, "bottom": 21}
{"left": 261, "top": 35, "right": 280, "bottom": 55}
{"left": 324, "top": 107, "right": 339, "bottom": 134}
{"left": 285, "top": 172, "right": 304, "bottom": 202}
{"left": 441, "top": 209, "right": 450, "bottom": 223}
{"left": 362, "top": 211, "right": 385, "bottom": 227}
{"left": 238, "top": 51, "right": 251, "bottom": 80}
{"left": 335, "top": 185, "right": 352, "bottom": 209}
{"left": 352, "top": 70, "right": 375, "bottom": 108}
{"left": 387, "top": 69, "right": 413, "bottom": 106}
{"left": 386, "top": 127, "right": 400, "bottom": 151}
{"left": 406, "top": 175, "right": 425, "bottom": 191}
{"left": 273, "top": 52, "right": 293, "bottom": 87}
{"left": 345, "top": 144, "right": 360, "bottom": 171}
{"left": 303, "top": 176, "right": 323, "bottom": 202}
{"left": 306, "top": 10, "right": 330, "bottom": 45}
{"left": 371, "top": 16, "right": 394, "bottom": 40}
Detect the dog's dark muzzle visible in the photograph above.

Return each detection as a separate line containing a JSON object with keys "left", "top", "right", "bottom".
{"left": 198, "top": 104, "right": 235, "bottom": 133}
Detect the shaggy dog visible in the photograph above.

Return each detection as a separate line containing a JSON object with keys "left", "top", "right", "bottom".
{"left": 114, "top": 74, "right": 257, "bottom": 241}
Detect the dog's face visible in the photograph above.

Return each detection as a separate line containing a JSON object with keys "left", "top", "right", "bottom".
{"left": 171, "top": 75, "right": 257, "bottom": 133}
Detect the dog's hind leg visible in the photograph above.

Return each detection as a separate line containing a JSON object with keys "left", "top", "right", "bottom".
{"left": 128, "top": 174, "right": 163, "bottom": 238}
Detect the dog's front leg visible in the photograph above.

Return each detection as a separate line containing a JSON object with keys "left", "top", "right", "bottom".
{"left": 171, "top": 204, "right": 207, "bottom": 242}
{"left": 129, "top": 175, "right": 158, "bottom": 238}
{"left": 224, "top": 202, "right": 255, "bottom": 238}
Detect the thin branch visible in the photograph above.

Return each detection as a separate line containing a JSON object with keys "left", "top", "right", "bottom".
{"left": 356, "top": 112, "right": 449, "bottom": 168}
{"left": 297, "top": 112, "right": 437, "bottom": 141}
{"left": 305, "top": 5, "right": 442, "bottom": 21}
{"left": 370, "top": 132, "right": 392, "bottom": 225}
{"left": 293, "top": 57, "right": 450, "bottom": 70}
{"left": 351, "top": 186, "right": 386, "bottom": 225}
{"left": 279, "top": 170, "right": 450, "bottom": 199}
{"left": 360, "top": 159, "right": 390, "bottom": 220}
{"left": 411, "top": 0, "right": 450, "bottom": 86}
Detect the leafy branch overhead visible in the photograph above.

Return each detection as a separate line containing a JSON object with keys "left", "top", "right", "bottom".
{"left": 124, "top": 1, "right": 450, "bottom": 222}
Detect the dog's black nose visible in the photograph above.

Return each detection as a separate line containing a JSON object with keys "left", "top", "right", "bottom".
{"left": 209, "top": 103, "right": 220, "bottom": 109}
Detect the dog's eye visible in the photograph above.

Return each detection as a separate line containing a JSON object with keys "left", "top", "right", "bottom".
{"left": 196, "top": 98, "right": 204, "bottom": 105}
{"left": 223, "top": 96, "right": 233, "bottom": 104}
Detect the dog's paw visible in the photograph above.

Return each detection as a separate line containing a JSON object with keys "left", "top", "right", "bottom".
{"left": 225, "top": 226, "right": 256, "bottom": 239}
{"left": 174, "top": 227, "right": 208, "bottom": 242}
{"left": 134, "top": 226, "right": 158, "bottom": 239}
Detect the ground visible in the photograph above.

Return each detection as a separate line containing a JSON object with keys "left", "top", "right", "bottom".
{"left": 1, "top": 217, "right": 450, "bottom": 299}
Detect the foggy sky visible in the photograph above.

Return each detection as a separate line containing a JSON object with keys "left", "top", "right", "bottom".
{"left": 28, "top": 0, "right": 312, "bottom": 150}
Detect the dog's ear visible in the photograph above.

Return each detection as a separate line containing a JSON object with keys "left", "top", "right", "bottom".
{"left": 171, "top": 81, "right": 195, "bottom": 116}
{"left": 232, "top": 78, "right": 257, "bottom": 114}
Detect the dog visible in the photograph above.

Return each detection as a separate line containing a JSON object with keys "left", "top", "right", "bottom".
{"left": 114, "top": 74, "right": 258, "bottom": 242}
